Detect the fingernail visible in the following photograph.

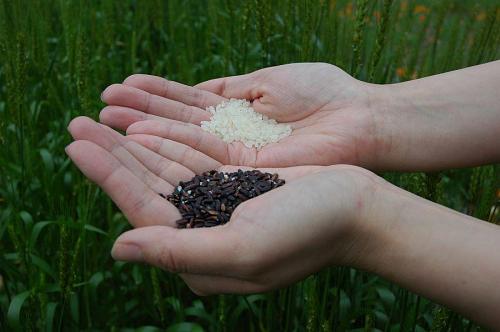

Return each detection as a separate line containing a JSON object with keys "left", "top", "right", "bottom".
{"left": 101, "top": 86, "right": 110, "bottom": 102}
{"left": 64, "top": 143, "right": 76, "bottom": 158}
{"left": 111, "top": 243, "right": 144, "bottom": 262}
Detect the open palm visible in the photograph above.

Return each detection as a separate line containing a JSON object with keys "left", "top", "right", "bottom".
{"left": 66, "top": 116, "right": 373, "bottom": 295}
{"left": 100, "top": 63, "right": 382, "bottom": 168}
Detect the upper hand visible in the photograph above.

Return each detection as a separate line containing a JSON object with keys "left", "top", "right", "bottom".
{"left": 99, "top": 63, "right": 387, "bottom": 169}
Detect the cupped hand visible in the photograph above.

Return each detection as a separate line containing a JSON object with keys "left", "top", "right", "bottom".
{"left": 99, "top": 63, "right": 386, "bottom": 169}
{"left": 111, "top": 164, "right": 379, "bottom": 295}
{"left": 66, "top": 116, "right": 380, "bottom": 295}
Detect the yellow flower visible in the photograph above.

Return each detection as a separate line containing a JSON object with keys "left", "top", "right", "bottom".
{"left": 414, "top": 5, "right": 429, "bottom": 14}
{"left": 476, "top": 11, "right": 486, "bottom": 21}
{"left": 345, "top": 3, "right": 353, "bottom": 17}
{"left": 396, "top": 67, "right": 407, "bottom": 78}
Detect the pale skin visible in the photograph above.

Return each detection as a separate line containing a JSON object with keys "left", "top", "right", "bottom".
{"left": 99, "top": 61, "right": 500, "bottom": 171}
{"left": 66, "top": 61, "right": 500, "bottom": 328}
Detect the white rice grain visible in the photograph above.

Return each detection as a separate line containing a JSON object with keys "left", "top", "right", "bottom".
{"left": 200, "top": 99, "right": 292, "bottom": 149}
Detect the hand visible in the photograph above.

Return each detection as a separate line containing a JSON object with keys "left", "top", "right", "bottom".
{"left": 99, "top": 63, "right": 386, "bottom": 169}
{"left": 111, "top": 165, "right": 378, "bottom": 295}
{"left": 66, "top": 118, "right": 500, "bottom": 327}
{"left": 65, "top": 116, "right": 379, "bottom": 295}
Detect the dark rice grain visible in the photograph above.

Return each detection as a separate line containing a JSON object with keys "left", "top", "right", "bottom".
{"left": 162, "top": 170, "right": 285, "bottom": 228}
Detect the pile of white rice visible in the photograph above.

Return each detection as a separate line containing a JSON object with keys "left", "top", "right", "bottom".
{"left": 200, "top": 99, "right": 292, "bottom": 149}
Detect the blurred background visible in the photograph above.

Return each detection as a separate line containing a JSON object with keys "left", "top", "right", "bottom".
{"left": 0, "top": 0, "right": 499, "bottom": 330}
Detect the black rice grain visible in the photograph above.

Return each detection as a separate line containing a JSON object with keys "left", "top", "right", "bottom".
{"left": 162, "top": 170, "right": 285, "bottom": 228}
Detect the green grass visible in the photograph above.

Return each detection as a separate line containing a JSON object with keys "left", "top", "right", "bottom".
{"left": 0, "top": 0, "right": 499, "bottom": 330}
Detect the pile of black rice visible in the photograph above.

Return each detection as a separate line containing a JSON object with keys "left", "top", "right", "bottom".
{"left": 162, "top": 170, "right": 285, "bottom": 228}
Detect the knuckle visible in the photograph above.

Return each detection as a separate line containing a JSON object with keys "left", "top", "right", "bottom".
{"left": 153, "top": 137, "right": 164, "bottom": 153}
{"left": 191, "top": 89, "right": 207, "bottom": 108}
{"left": 198, "top": 93, "right": 207, "bottom": 108}
{"left": 140, "top": 167, "right": 157, "bottom": 188}
{"left": 191, "top": 131, "right": 204, "bottom": 151}
{"left": 179, "top": 145, "right": 195, "bottom": 164}
{"left": 189, "top": 88, "right": 202, "bottom": 101}
{"left": 159, "top": 160, "right": 176, "bottom": 180}
{"left": 180, "top": 104, "right": 194, "bottom": 123}
{"left": 125, "top": 193, "right": 148, "bottom": 221}
{"left": 161, "top": 122, "right": 174, "bottom": 138}
{"left": 226, "top": 144, "right": 240, "bottom": 166}
{"left": 161, "top": 79, "right": 170, "bottom": 97}
{"left": 143, "top": 93, "right": 152, "bottom": 113}
{"left": 152, "top": 157, "right": 167, "bottom": 176}
{"left": 220, "top": 78, "right": 228, "bottom": 95}
{"left": 131, "top": 198, "right": 146, "bottom": 214}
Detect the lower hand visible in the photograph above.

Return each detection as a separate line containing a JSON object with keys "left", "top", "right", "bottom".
{"left": 66, "top": 118, "right": 500, "bottom": 329}
{"left": 65, "top": 116, "right": 380, "bottom": 295}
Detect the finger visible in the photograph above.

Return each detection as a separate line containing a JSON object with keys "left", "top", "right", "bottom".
{"left": 123, "top": 74, "right": 225, "bottom": 108}
{"left": 120, "top": 136, "right": 196, "bottom": 186}
{"left": 194, "top": 72, "right": 263, "bottom": 100}
{"left": 99, "top": 106, "right": 172, "bottom": 131}
{"left": 100, "top": 124, "right": 197, "bottom": 186}
{"left": 68, "top": 116, "right": 173, "bottom": 195}
{"left": 111, "top": 225, "right": 242, "bottom": 275}
{"left": 65, "top": 141, "right": 180, "bottom": 227}
{"left": 99, "top": 106, "right": 146, "bottom": 131}
{"left": 127, "top": 134, "right": 222, "bottom": 174}
{"left": 179, "top": 273, "right": 262, "bottom": 296}
{"left": 195, "top": 72, "right": 286, "bottom": 121}
{"left": 217, "top": 165, "right": 325, "bottom": 182}
{"left": 256, "top": 134, "right": 353, "bottom": 167}
{"left": 126, "top": 119, "right": 230, "bottom": 164}
{"left": 101, "top": 84, "right": 210, "bottom": 125}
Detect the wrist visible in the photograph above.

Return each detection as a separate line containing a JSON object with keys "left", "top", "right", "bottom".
{"left": 340, "top": 171, "right": 420, "bottom": 271}
{"left": 324, "top": 166, "right": 394, "bottom": 268}
{"left": 346, "top": 176, "right": 500, "bottom": 327}
{"left": 360, "top": 81, "right": 431, "bottom": 171}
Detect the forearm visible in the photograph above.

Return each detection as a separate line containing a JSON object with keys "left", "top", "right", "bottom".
{"left": 356, "top": 182, "right": 500, "bottom": 328}
{"left": 369, "top": 60, "right": 500, "bottom": 171}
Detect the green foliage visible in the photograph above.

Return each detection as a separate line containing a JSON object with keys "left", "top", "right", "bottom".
{"left": 0, "top": 0, "right": 499, "bottom": 330}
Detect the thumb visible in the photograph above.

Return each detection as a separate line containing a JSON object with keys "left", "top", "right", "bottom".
{"left": 196, "top": 71, "right": 289, "bottom": 122}
{"left": 195, "top": 72, "right": 262, "bottom": 101}
{"left": 111, "top": 225, "right": 240, "bottom": 275}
